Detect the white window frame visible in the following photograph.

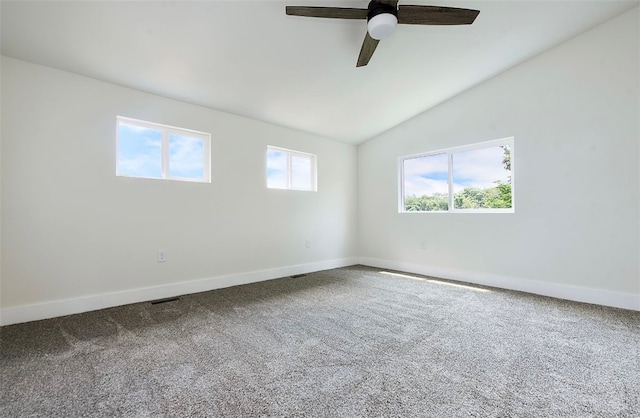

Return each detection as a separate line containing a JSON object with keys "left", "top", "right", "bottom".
{"left": 116, "top": 116, "right": 211, "bottom": 183}
{"left": 266, "top": 146, "right": 317, "bottom": 192}
{"left": 399, "top": 137, "right": 514, "bottom": 213}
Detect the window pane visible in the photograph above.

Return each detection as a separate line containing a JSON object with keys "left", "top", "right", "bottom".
{"left": 452, "top": 145, "right": 512, "bottom": 209}
{"left": 403, "top": 153, "right": 449, "bottom": 211}
{"left": 117, "top": 122, "right": 162, "bottom": 178}
{"left": 267, "top": 149, "right": 287, "bottom": 189}
{"left": 291, "top": 155, "right": 312, "bottom": 190}
{"left": 168, "top": 134, "right": 205, "bottom": 180}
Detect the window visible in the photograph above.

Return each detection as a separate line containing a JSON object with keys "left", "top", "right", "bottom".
{"left": 116, "top": 116, "right": 211, "bottom": 183}
{"left": 400, "top": 138, "right": 513, "bottom": 213}
{"left": 266, "top": 146, "right": 317, "bottom": 191}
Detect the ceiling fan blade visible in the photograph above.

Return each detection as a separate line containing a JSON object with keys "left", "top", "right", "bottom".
{"left": 397, "top": 5, "right": 480, "bottom": 25}
{"left": 356, "top": 32, "right": 380, "bottom": 67}
{"left": 286, "top": 6, "right": 367, "bottom": 20}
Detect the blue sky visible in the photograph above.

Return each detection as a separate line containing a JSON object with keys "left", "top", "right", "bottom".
{"left": 118, "top": 124, "right": 162, "bottom": 178}
{"left": 266, "top": 149, "right": 313, "bottom": 190}
{"left": 168, "top": 134, "right": 204, "bottom": 179}
{"left": 266, "top": 149, "right": 287, "bottom": 188}
{"left": 404, "top": 146, "right": 510, "bottom": 198}
{"left": 118, "top": 122, "right": 204, "bottom": 180}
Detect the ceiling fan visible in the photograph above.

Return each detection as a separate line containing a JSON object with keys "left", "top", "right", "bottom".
{"left": 286, "top": 1, "right": 480, "bottom": 67}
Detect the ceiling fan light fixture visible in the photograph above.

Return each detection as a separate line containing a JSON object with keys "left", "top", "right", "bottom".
{"left": 367, "top": 13, "right": 397, "bottom": 40}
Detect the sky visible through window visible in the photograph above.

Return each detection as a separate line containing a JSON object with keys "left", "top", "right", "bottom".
{"left": 266, "top": 149, "right": 288, "bottom": 189}
{"left": 168, "top": 134, "right": 204, "bottom": 179}
{"left": 117, "top": 121, "right": 205, "bottom": 181}
{"left": 404, "top": 146, "right": 509, "bottom": 198}
{"left": 291, "top": 155, "right": 312, "bottom": 190}
{"left": 118, "top": 123, "right": 162, "bottom": 178}
{"left": 266, "top": 147, "right": 314, "bottom": 191}
{"left": 404, "top": 153, "right": 449, "bottom": 198}
{"left": 452, "top": 147, "right": 510, "bottom": 193}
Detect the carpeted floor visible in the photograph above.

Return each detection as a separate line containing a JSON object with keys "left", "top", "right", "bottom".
{"left": 1, "top": 265, "right": 639, "bottom": 417}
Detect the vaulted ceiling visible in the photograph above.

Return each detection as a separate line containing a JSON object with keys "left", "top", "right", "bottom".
{"left": 2, "top": 1, "right": 638, "bottom": 144}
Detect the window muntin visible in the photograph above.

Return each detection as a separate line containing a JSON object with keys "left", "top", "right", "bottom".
{"left": 266, "top": 146, "right": 317, "bottom": 191}
{"left": 401, "top": 138, "right": 513, "bottom": 213}
{"left": 116, "top": 117, "right": 210, "bottom": 183}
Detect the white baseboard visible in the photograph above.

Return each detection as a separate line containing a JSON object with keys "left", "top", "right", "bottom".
{"left": 359, "top": 257, "right": 640, "bottom": 311}
{"left": 0, "top": 257, "right": 359, "bottom": 326}
{"left": 3, "top": 256, "right": 637, "bottom": 326}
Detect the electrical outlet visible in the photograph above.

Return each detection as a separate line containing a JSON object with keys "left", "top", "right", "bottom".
{"left": 305, "top": 240, "right": 311, "bottom": 249}
{"left": 420, "top": 241, "right": 427, "bottom": 250}
{"left": 157, "top": 249, "right": 167, "bottom": 262}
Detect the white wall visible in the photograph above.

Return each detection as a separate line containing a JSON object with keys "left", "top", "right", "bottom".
{"left": 1, "top": 57, "right": 358, "bottom": 324}
{"left": 358, "top": 8, "right": 639, "bottom": 309}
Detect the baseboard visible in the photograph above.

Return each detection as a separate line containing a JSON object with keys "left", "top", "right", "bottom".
{"left": 0, "top": 257, "right": 359, "bottom": 326}
{"left": 358, "top": 257, "right": 640, "bottom": 311}
{"left": 4, "top": 256, "right": 636, "bottom": 326}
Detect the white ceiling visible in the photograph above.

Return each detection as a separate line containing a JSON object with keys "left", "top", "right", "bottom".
{"left": 1, "top": 0, "right": 638, "bottom": 144}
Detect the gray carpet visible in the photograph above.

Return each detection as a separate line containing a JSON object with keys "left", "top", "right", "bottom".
{"left": 1, "top": 265, "right": 639, "bottom": 417}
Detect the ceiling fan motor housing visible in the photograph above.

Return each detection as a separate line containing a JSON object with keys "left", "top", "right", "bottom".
{"left": 367, "top": 1, "right": 398, "bottom": 40}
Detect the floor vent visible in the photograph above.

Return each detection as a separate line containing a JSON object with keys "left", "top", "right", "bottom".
{"left": 291, "top": 274, "right": 307, "bottom": 278}
{"left": 150, "top": 297, "right": 180, "bottom": 305}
